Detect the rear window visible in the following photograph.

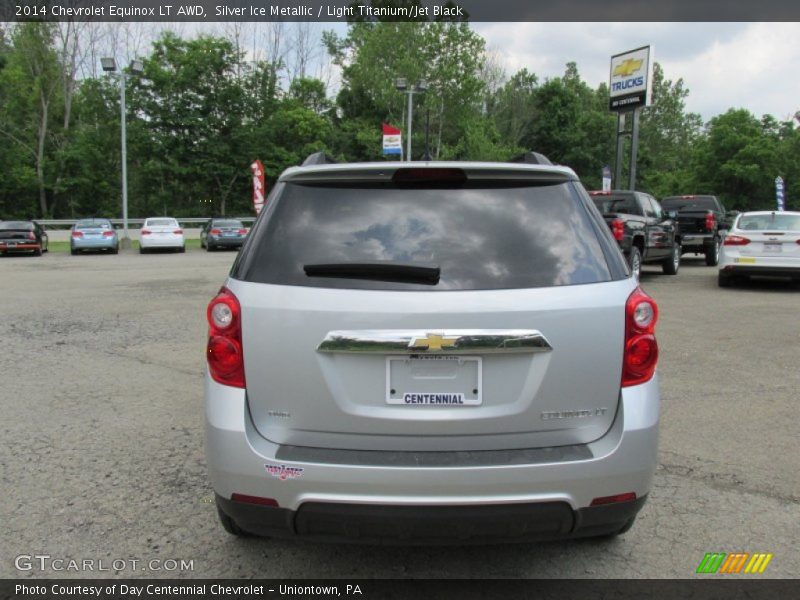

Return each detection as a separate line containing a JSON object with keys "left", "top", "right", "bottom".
{"left": 234, "top": 181, "right": 613, "bottom": 291}
{"left": 662, "top": 196, "right": 718, "bottom": 211}
{"left": 76, "top": 221, "right": 111, "bottom": 230}
{"left": 212, "top": 220, "right": 244, "bottom": 228}
{"left": 146, "top": 219, "right": 178, "bottom": 227}
{"left": 737, "top": 213, "right": 800, "bottom": 231}
{"left": 0, "top": 221, "right": 33, "bottom": 230}
{"left": 591, "top": 193, "right": 641, "bottom": 216}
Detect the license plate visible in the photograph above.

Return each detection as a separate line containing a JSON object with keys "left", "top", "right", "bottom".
{"left": 682, "top": 236, "right": 694, "bottom": 243}
{"left": 735, "top": 257, "right": 756, "bottom": 264}
{"left": 6, "top": 242, "right": 16, "bottom": 247}
{"left": 763, "top": 243, "right": 782, "bottom": 253}
{"left": 386, "top": 356, "right": 482, "bottom": 406}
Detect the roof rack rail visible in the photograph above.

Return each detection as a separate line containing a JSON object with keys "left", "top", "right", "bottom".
{"left": 508, "top": 151, "right": 553, "bottom": 166}
{"left": 302, "top": 152, "right": 338, "bottom": 166}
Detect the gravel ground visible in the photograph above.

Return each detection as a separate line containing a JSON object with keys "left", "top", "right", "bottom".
{"left": 1, "top": 249, "right": 797, "bottom": 579}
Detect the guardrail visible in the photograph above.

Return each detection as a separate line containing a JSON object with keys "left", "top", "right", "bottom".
{"left": 31, "top": 217, "right": 256, "bottom": 228}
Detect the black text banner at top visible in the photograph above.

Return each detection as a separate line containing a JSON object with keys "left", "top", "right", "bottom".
{"left": 4, "top": 0, "right": 800, "bottom": 22}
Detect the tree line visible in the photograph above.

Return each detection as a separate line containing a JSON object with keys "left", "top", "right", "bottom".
{"left": 0, "top": 19, "right": 797, "bottom": 220}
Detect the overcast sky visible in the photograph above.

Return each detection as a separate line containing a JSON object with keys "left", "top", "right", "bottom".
{"left": 473, "top": 22, "right": 800, "bottom": 123}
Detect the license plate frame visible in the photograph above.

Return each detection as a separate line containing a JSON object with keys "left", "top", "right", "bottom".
{"left": 385, "top": 355, "right": 482, "bottom": 406}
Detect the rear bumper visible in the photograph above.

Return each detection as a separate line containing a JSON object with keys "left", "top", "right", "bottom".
{"left": 140, "top": 237, "right": 184, "bottom": 248}
{"left": 721, "top": 265, "right": 800, "bottom": 278}
{"left": 216, "top": 493, "right": 648, "bottom": 544}
{"left": 0, "top": 242, "right": 40, "bottom": 252}
{"left": 205, "top": 372, "right": 660, "bottom": 542}
{"left": 208, "top": 237, "right": 245, "bottom": 248}
{"left": 679, "top": 233, "right": 714, "bottom": 250}
{"left": 72, "top": 238, "right": 117, "bottom": 249}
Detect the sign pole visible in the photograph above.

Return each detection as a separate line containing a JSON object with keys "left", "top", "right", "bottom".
{"left": 629, "top": 108, "right": 641, "bottom": 191}
{"left": 614, "top": 113, "right": 626, "bottom": 190}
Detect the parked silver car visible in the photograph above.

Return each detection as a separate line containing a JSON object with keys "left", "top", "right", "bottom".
{"left": 205, "top": 156, "right": 661, "bottom": 543}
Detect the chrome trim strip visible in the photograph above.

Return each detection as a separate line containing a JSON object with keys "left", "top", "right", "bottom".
{"left": 316, "top": 330, "right": 552, "bottom": 354}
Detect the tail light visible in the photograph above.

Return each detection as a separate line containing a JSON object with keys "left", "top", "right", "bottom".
{"left": 174, "top": 229, "right": 183, "bottom": 234}
{"left": 206, "top": 287, "right": 245, "bottom": 388}
{"left": 724, "top": 235, "right": 750, "bottom": 246}
{"left": 705, "top": 212, "right": 716, "bottom": 231}
{"left": 71, "top": 231, "right": 83, "bottom": 238}
{"left": 210, "top": 228, "right": 222, "bottom": 235}
{"left": 611, "top": 218, "right": 624, "bottom": 242}
{"left": 102, "top": 231, "right": 115, "bottom": 237}
{"left": 238, "top": 229, "right": 248, "bottom": 235}
{"left": 622, "top": 287, "right": 659, "bottom": 387}
{"left": 26, "top": 231, "right": 36, "bottom": 240}
{"left": 141, "top": 229, "right": 152, "bottom": 235}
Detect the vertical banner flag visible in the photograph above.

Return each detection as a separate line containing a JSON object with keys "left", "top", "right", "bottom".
{"left": 775, "top": 176, "right": 785, "bottom": 211}
{"left": 602, "top": 165, "right": 612, "bottom": 191}
{"left": 251, "top": 160, "right": 265, "bottom": 215}
{"left": 382, "top": 123, "right": 402, "bottom": 156}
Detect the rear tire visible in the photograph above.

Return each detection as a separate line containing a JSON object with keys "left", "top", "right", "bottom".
{"left": 179, "top": 246, "right": 186, "bottom": 253}
{"left": 628, "top": 246, "right": 642, "bottom": 280}
{"left": 662, "top": 243, "right": 681, "bottom": 275}
{"left": 34, "top": 246, "right": 42, "bottom": 257}
{"left": 70, "top": 248, "right": 78, "bottom": 256}
{"left": 705, "top": 237, "right": 720, "bottom": 266}
{"left": 718, "top": 271, "right": 734, "bottom": 288}
{"left": 216, "top": 505, "right": 248, "bottom": 537}
{"left": 111, "top": 245, "right": 119, "bottom": 255}
{"left": 139, "top": 246, "right": 146, "bottom": 254}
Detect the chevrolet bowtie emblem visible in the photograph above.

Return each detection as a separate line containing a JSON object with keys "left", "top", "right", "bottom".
{"left": 409, "top": 333, "right": 459, "bottom": 352}
{"left": 613, "top": 58, "right": 643, "bottom": 78}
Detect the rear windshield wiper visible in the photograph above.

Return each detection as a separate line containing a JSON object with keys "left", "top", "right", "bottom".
{"left": 303, "top": 262, "right": 440, "bottom": 285}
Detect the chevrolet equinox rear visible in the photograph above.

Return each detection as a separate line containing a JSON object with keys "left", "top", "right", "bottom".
{"left": 205, "top": 157, "right": 660, "bottom": 544}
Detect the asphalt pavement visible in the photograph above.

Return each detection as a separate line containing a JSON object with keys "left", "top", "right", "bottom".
{"left": 0, "top": 248, "right": 797, "bottom": 578}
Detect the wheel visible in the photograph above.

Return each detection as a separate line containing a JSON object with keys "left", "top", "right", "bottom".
{"left": 718, "top": 271, "right": 734, "bottom": 288}
{"left": 111, "top": 245, "right": 119, "bottom": 255}
{"left": 705, "top": 237, "right": 720, "bottom": 266}
{"left": 662, "top": 243, "right": 680, "bottom": 275}
{"left": 70, "top": 247, "right": 78, "bottom": 256}
{"left": 139, "top": 246, "right": 146, "bottom": 254}
{"left": 628, "top": 246, "right": 642, "bottom": 280}
{"left": 216, "top": 505, "right": 248, "bottom": 537}
{"left": 179, "top": 246, "right": 186, "bottom": 253}
{"left": 34, "top": 246, "right": 42, "bottom": 257}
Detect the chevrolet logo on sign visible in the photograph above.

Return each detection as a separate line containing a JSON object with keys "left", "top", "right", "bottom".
{"left": 409, "top": 333, "right": 459, "bottom": 352}
{"left": 613, "top": 58, "right": 643, "bottom": 78}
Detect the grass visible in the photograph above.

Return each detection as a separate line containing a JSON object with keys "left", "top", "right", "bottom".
{"left": 48, "top": 239, "right": 202, "bottom": 253}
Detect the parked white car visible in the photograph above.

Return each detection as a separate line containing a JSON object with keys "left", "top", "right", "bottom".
{"left": 719, "top": 211, "right": 800, "bottom": 287}
{"left": 139, "top": 217, "right": 185, "bottom": 253}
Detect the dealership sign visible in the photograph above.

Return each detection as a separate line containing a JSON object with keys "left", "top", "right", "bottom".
{"left": 609, "top": 46, "right": 653, "bottom": 112}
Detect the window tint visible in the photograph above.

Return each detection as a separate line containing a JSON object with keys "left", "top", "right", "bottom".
{"left": 146, "top": 219, "right": 178, "bottom": 227}
{"left": 235, "top": 181, "right": 612, "bottom": 291}
{"left": 213, "top": 220, "right": 244, "bottom": 228}
{"left": 591, "top": 193, "right": 641, "bottom": 216}
{"left": 0, "top": 221, "right": 34, "bottom": 230}
{"left": 661, "top": 196, "right": 718, "bottom": 211}
{"left": 738, "top": 214, "right": 800, "bottom": 231}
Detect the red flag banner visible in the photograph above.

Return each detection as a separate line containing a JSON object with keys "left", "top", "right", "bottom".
{"left": 382, "top": 123, "right": 402, "bottom": 156}
{"left": 250, "top": 160, "right": 265, "bottom": 215}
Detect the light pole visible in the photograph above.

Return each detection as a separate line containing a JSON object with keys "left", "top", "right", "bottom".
{"left": 101, "top": 57, "right": 143, "bottom": 249}
{"left": 394, "top": 78, "right": 427, "bottom": 161}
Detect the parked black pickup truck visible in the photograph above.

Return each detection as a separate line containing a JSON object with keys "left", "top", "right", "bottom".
{"left": 590, "top": 190, "right": 681, "bottom": 279}
{"left": 660, "top": 195, "right": 728, "bottom": 266}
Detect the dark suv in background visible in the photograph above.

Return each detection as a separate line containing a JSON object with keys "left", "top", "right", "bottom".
{"left": 661, "top": 195, "right": 728, "bottom": 266}
{"left": 589, "top": 190, "right": 680, "bottom": 279}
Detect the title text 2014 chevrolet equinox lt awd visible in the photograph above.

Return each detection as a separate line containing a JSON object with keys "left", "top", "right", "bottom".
{"left": 205, "top": 157, "right": 660, "bottom": 544}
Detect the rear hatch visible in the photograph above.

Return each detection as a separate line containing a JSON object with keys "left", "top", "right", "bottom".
{"left": 0, "top": 222, "right": 36, "bottom": 245}
{"left": 662, "top": 196, "right": 717, "bottom": 235}
{"left": 230, "top": 167, "right": 632, "bottom": 452}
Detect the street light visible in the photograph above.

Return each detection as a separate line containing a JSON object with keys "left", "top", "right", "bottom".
{"left": 395, "top": 78, "right": 427, "bottom": 161}
{"left": 101, "top": 57, "right": 143, "bottom": 249}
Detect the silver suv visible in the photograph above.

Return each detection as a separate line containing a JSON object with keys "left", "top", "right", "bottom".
{"left": 205, "top": 157, "right": 660, "bottom": 543}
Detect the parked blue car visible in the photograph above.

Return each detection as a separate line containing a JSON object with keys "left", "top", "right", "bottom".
{"left": 71, "top": 218, "right": 119, "bottom": 254}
